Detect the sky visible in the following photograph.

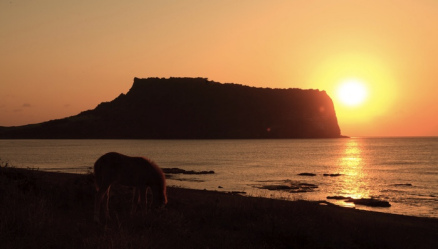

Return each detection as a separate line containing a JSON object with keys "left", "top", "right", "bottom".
{"left": 1, "top": 0, "right": 437, "bottom": 137}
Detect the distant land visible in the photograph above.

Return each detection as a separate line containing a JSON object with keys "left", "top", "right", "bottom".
{"left": 0, "top": 77, "right": 345, "bottom": 139}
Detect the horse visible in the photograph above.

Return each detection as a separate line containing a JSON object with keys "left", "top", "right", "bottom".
{"left": 93, "top": 152, "right": 167, "bottom": 223}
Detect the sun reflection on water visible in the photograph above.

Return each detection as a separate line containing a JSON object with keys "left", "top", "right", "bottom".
{"left": 336, "top": 139, "right": 370, "bottom": 206}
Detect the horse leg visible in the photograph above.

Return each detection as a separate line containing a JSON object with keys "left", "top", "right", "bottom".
{"left": 104, "top": 186, "right": 111, "bottom": 221}
{"left": 131, "top": 187, "right": 139, "bottom": 215}
{"left": 144, "top": 187, "right": 148, "bottom": 211}
{"left": 94, "top": 186, "right": 109, "bottom": 223}
{"left": 136, "top": 186, "right": 147, "bottom": 216}
{"left": 93, "top": 192, "right": 101, "bottom": 223}
{"left": 138, "top": 187, "right": 144, "bottom": 211}
{"left": 146, "top": 186, "right": 153, "bottom": 210}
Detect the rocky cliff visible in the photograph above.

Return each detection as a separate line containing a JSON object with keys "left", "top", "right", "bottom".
{"left": 0, "top": 77, "right": 343, "bottom": 139}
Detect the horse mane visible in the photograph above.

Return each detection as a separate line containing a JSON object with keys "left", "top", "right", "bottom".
{"left": 144, "top": 157, "right": 167, "bottom": 203}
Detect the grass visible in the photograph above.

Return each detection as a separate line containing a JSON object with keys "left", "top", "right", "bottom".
{"left": 0, "top": 165, "right": 437, "bottom": 249}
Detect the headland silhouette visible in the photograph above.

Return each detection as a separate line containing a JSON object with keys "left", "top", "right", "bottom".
{"left": 0, "top": 77, "right": 344, "bottom": 139}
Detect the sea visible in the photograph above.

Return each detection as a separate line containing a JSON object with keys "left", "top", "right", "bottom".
{"left": 1, "top": 137, "right": 437, "bottom": 218}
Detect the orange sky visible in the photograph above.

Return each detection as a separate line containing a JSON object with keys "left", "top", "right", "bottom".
{"left": 1, "top": 0, "right": 437, "bottom": 137}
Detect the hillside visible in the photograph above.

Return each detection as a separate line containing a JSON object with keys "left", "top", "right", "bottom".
{"left": 0, "top": 77, "right": 343, "bottom": 139}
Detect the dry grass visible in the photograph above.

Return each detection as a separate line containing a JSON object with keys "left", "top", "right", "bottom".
{"left": 1, "top": 166, "right": 437, "bottom": 249}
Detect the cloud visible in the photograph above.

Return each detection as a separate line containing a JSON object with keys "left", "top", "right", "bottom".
{"left": 10, "top": 103, "right": 32, "bottom": 112}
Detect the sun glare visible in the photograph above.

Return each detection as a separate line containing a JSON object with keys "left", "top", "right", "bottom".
{"left": 336, "top": 79, "right": 368, "bottom": 107}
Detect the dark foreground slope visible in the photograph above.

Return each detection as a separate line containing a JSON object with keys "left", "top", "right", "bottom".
{"left": 1, "top": 167, "right": 437, "bottom": 249}
{"left": 0, "top": 77, "right": 342, "bottom": 138}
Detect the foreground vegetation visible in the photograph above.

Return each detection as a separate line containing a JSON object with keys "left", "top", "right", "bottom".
{"left": 1, "top": 166, "right": 437, "bottom": 249}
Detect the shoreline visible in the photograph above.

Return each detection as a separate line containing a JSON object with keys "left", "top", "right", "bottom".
{"left": 1, "top": 167, "right": 437, "bottom": 248}
{"left": 20, "top": 166, "right": 435, "bottom": 218}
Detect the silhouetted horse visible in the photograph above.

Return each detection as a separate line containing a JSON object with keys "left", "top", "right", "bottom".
{"left": 93, "top": 152, "right": 167, "bottom": 223}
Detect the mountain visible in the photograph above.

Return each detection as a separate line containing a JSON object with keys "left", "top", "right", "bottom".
{"left": 0, "top": 77, "right": 344, "bottom": 139}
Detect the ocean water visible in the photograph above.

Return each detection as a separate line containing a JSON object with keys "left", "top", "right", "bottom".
{"left": 1, "top": 138, "right": 437, "bottom": 218}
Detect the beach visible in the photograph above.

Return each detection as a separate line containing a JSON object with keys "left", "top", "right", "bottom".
{"left": 1, "top": 167, "right": 437, "bottom": 249}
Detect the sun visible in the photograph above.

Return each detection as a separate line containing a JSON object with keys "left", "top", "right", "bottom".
{"left": 336, "top": 79, "right": 368, "bottom": 106}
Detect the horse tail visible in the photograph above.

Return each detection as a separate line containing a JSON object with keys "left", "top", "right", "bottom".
{"left": 94, "top": 152, "right": 121, "bottom": 191}
{"left": 160, "top": 166, "right": 168, "bottom": 205}
{"left": 94, "top": 156, "right": 103, "bottom": 191}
